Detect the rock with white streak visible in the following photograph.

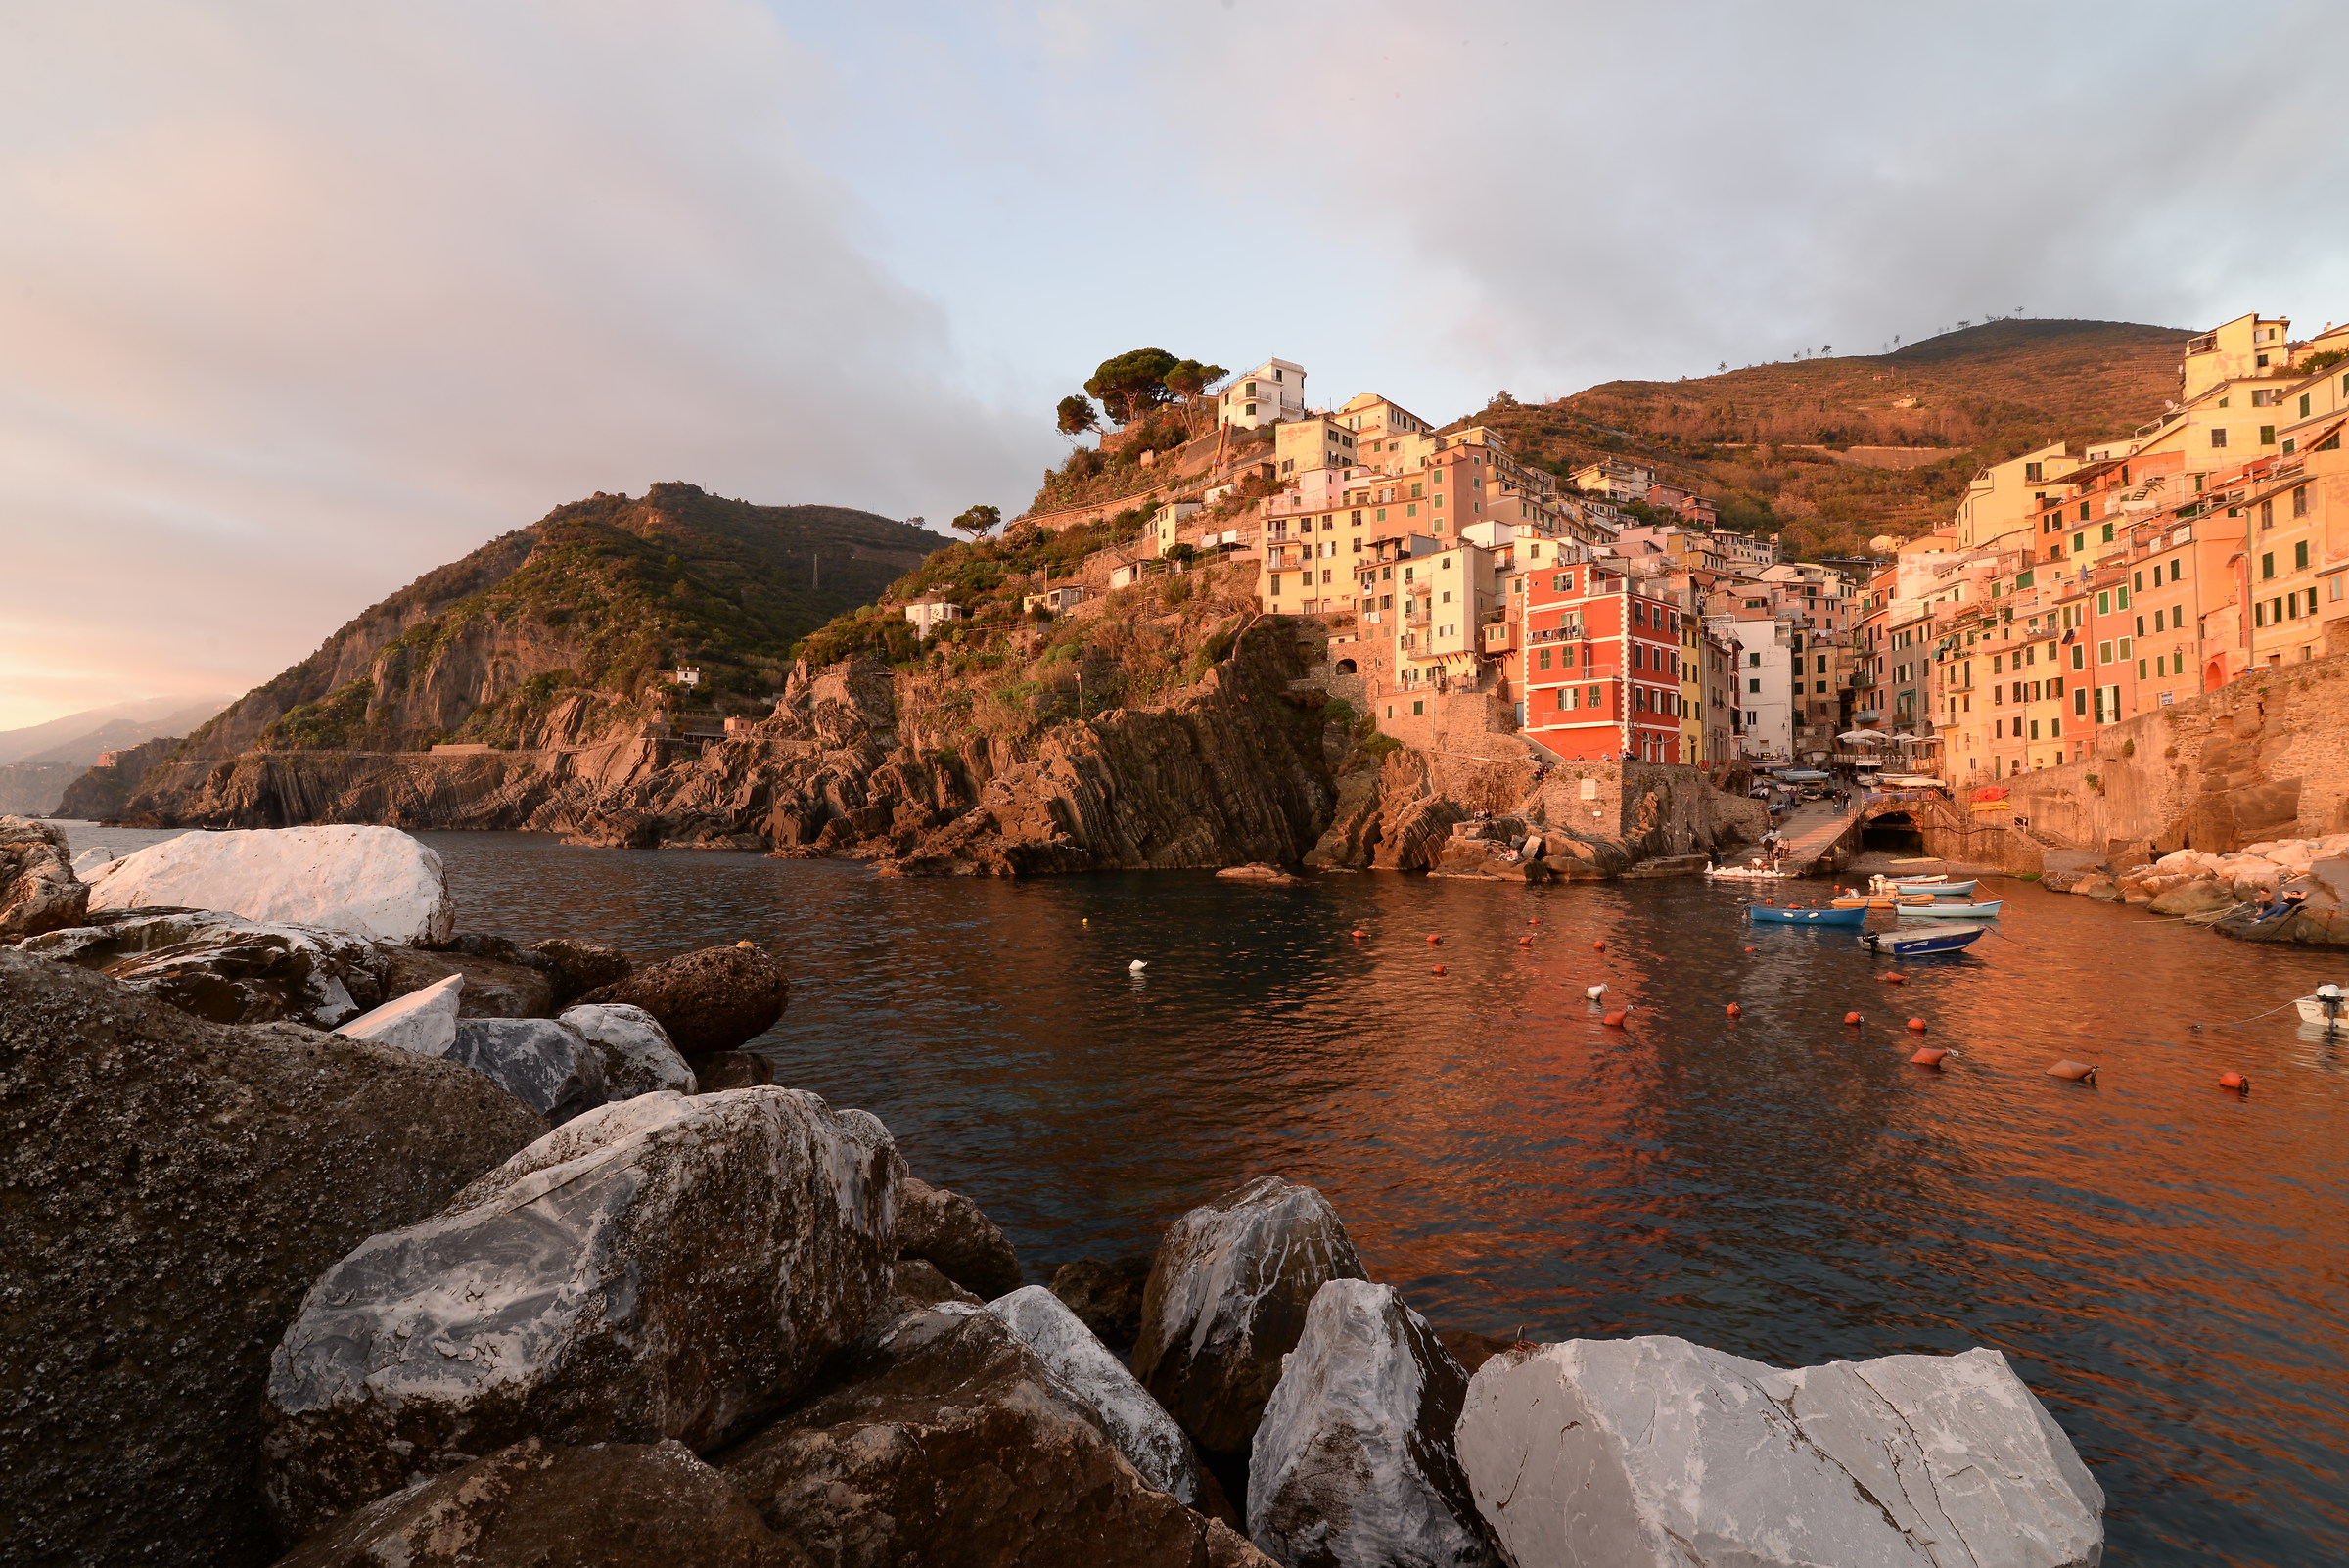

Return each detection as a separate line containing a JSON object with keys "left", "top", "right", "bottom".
{"left": 69, "top": 845, "right": 115, "bottom": 876}
{"left": 1454, "top": 1336, "right": 2104, "bottom": 1568}
{"left": 989, "top": 1283, "right": 1202, "bottom": 1505}
{"left": 560, "top": 1001, "right": 697, "bottom": 1097}
{"left": 446, "top": 1016, "right": 607, "bottom": 1125}
{"left": 85, "top": 824, "right": 455, "bottom": 945}
{"left": 1249, "top": 1279, "right": 1499, "bottom": 1568}
{"left": 339, "top": 972, "right": 464, "bottom": 1055}
{"left": 1131, "top": 1175, "right": 1368, "bottom": 1455}
{"left": 262, "top": 1087, "right": 903, "bottom": 1539}
{"left": 22, "top": 908, "right": 389, "bottom": 1027}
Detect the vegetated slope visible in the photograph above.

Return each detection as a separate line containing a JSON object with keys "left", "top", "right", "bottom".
{"left": 179, "top": 484, "right": 945, "bottom": 758}
{"left": 1452, "top": 318, "right": 2191, "bottom": 558}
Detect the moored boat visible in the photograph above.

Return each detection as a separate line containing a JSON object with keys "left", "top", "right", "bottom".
{"left": 2295, "top": 984, "right": 2346, "bottom": 1028}
{"left": 1874, "top": 876, "right": 1978, "bottom": 898}
{"left": 1860, "top": 923, "right": 1986, "bottom": 955}
{"left": 1749, "top": 904, "right": 1868, "bottom": 927}
{"left": 1896, "top": 899, "right": 2003, "bottom": 919}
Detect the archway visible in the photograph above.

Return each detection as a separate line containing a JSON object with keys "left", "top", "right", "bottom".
{"left": 1334, "top": 658, "right": 1358, "bottom": 675}
{"left": 2204, "top": 658, "right": 2228, "bottom": 693}
{"left": 1861, "top": 809, "right": 1923, "bottom": 855}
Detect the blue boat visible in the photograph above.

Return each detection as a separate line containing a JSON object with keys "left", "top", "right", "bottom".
{"left": 1749, "top": 904, "right": 1869, "bottom": 927}
{"left": 1861, "top": 923, "right": 1986, "bottom": 955}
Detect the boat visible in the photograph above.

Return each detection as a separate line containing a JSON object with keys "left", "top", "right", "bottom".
{"left": 1882, "top": 873, "right": 1949, "bottom": 884}
{"left": 1706, "top": 864, "right": 1793, "bottom": 880}
{"left": 1874, "top": 876, "right": 1978, "bottom": 898}
{"left": 2295, "top": 984, "right": 2345, "bottom": 1028}
{"left": 1860, "top": 923, "right": 1986, "bottom": 956}
{"left": 1748, "top": 904, "right": 1868, "bottom": 927}
{"left": 1896, "top": 899, "right": 2003, "bottom": 919}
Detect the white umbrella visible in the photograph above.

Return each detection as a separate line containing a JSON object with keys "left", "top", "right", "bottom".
{"left": 1838, "top": 729, "right": 1891, "bottom": 743}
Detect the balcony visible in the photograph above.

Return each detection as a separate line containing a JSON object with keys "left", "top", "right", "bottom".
{"left": 1405, "top": 611, "right": 1432, "bottom": 628}
{"left": 1525, "top": 623, "right": 1586, "bottom": 643}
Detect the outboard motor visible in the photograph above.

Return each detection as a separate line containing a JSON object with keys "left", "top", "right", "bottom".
{"left": 2319, "top": 983, "right": 2345, "bottom": 1027}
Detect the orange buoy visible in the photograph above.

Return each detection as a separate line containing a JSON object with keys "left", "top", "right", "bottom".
{"left": 1844, "top": 1011, "right": 1864, "bottom": 1026}
{"left": 1910, "top": 1047, "right": 1949, "bottom": 1067}
{"left": 2219, "top": 1071, "right": 2250, "bottom": 1092}
{"left": 1426, "top": 934, "right": 1443, "bottom": 945}
{"left": 1882, "top": 972, "right": 1906, "bottom": 985}
{"left": 1907, "top": 1018, "right": 1927, "bottom": 1032}
{"left": 1518, "top": 936, "right": 1534, "bottom": 945}
{"left": 1350, "top": 928, "right": 1366, "bottom": 940}
{"left": 2047, "top": 1059, "right": 2098, "bottom": 1084}
{"left": 1741, "top": 945, "right": 1756, "bottom": 952}
{"left": 1602, "top": 1009, "right": 1628, "bottom": 1028}
{"left": 1592, "top": 940, "right": 1605, "bottom": 950}
{"left": 1432, "top": 964, "right": 1447, "bottom": 975}
{"left": 1529, "top": 916, "right": 1542, "bottom": 925}
{"left": 1726, "top": 1003, "right": 1742, "bottom": 1018}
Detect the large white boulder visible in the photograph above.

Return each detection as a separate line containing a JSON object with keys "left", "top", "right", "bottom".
{"left": 1455, "top": 1336, "right": 2103, "bottom": 1568}
{"left": 1132, "top": 1175, "right": 1367, "bottom": 1455}
{"left": 85, "top": 825, "right": 454, "bottom": 945}
{"left": 338, "top": 973, "right": 463, "bottom": 1056}
{"left": 559, "top": 1002, "right": 696, "bottom": 1097}
{"left": 262, "top": 1087, "right": 903, "bottom": 1539}
{"left": 1250, "top": 1279, "right": 1498, "bottom": 1568}
{"left": 989, "top": 1283, "right": 1202, "bottom": 1506}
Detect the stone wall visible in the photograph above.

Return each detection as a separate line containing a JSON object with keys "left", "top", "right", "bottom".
{"left": 1528, "top": 759, "right": 1767, "bottom": 858}
{"left": 2000, "top": 652, "right": 2349, "bottom": 853}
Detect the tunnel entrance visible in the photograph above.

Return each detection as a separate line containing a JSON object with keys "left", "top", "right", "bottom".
{"left": 1861, "top": 810, "right": 1924, "bottom": 855}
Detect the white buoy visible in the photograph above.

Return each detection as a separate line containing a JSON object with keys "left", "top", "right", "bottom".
{"left": 1129, "top": 959, "right": 1148, "bottom": 972}
{"left": 1585, "top": 984, "right": 1607, "bottom": 1000}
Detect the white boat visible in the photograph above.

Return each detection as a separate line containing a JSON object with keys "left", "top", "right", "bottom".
{"left": 2295, "top": 985, "right": 2345, "bottom": 1028}
{"left": 1896, "top": 899, "right": 2003, "bottom": 919}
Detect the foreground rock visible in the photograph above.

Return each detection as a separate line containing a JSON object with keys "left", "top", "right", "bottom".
{"left": 83, "top": 824, "right": 455, "bottom": 945}
{"left": 720, "top": 1299, "right": 1272, "bottom": 1568}
{"left": 0, "top": 948, "right": 543, "bottom": 1568}
{"left": 898, "top": 1175, "right": 1024, "bottom": 1298}
{"left": 0, "top": 815, "right": 88, "bottom": 941}
{"left": 446, "top": 1016, "right": 609, "bottom": 1124}
{"left": 560, "top": 1002, "right": 697, "bottom": 1096}
{"left": 579, "top": 942, "right": 789, "bottom": 1053}
{"left": 23, "top": 908, "right": 391, "bottom": 1029}
{"left": 990, "top": 1284, "right": 1204, "bottom": 1506}
{"left": 263, "top": 1088, "right": 901, "bottom": 1538}
{"left": 528, "top": 936, "right": 633, "bottom": 1004}
{"left": 1249, "top": 1279, "right": 1497, "bottom": 1568}
{"left": 275, "top": 1437, "right": 812, "bottom": 1568}
{"left": 1133, "top": 1176, "right": 1368, "bottom": 1455}
{"left": 380, "top": 945, "right": 556, "bottom": 1018}
{"left": 1050, "top": 1254, "right": 1154, "bottom": 1349}
{"left": 337, "top": 972, "right": 464, "bottom": 1055}
{"left": 1455, "top": 1336, "right": 2103, "bottom": 1568}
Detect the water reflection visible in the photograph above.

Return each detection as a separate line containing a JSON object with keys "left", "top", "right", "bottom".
{"left": 50, "top": 824, "right": 2349, "bottom": 1563}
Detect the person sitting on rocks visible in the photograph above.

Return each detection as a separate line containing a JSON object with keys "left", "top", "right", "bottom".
{"left": 2254, "top": 882, "right": 2309, "bottom": 923}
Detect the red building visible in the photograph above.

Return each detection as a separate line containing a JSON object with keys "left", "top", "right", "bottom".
{"left": 1516, "top": 562, "right": 1687, "bottom": 761}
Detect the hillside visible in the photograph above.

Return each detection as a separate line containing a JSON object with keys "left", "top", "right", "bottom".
{"left": 173, "top": 484, "right": 945, "bottom": 759}
{"left": 1451, "top": 318, "right": 2192, "bottom": 557}
{"left": 0, "top": 697, "right": 228, "bottom": 815}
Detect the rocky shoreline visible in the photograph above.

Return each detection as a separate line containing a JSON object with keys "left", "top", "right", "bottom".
{"left": 2, "top": 818, "right": 2105, "bottom": 1566}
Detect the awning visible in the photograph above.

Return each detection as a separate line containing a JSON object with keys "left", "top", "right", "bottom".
{"left": 1838, "top": 729, "right": 1891, "bottom": 743}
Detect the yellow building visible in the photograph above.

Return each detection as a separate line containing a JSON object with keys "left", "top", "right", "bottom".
{"left": 1952, "top": 441, "right": 2087, "bottom": 551}
{"left": 1274, "top": 417, "right": 1359, "bottom": 477}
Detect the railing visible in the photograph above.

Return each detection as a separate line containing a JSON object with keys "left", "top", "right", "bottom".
{"left": 1525, "top": 624, "right": 1586, "bottom": 643}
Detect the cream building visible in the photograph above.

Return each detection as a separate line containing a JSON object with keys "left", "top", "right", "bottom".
{"left": 1219, "top": 358, "right": 1307, "bottom": 429}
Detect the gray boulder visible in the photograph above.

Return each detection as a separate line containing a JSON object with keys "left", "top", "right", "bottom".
{"left": 1249, "top": 1279, "right": 1498, "bottom": 1568}
{"left": 1132, "top": 1176, "right": 1367, "bottom": 1455}
{"left": 560, "top": 1002, "right": 697, "bottom": 1097}
{"left": 273, "top": 1437, "right": 812, "bottom": 1568}
{"left": 897, "top": 1175, "right": 1023, "bottom": 1298}
{"left": 0, "top": 815, "right": 87, "bottom": 942}
{"left": 719, "top": 1298, "right": 1273, "bottom": 1568}
{"left": 990, "top": 1284, "right": 1203, "bottom": 1506}
{"left": 23, "top": 908, "right": 390, "bottom": 1027}
{"left": 262, "top": 1087, "right": 902, "bottom": 1539}
{"left": 338, "top": 972, "right": 463, "bottom": 1056}
{"left": 0, "top": 948, "right": 543, "bottom": 1568}
{"left": 447, "top": 1016, "right": 607, "bottom": 1125}
{"left": 1454, "top": 1336, "right": 2104, "bottom": 1568}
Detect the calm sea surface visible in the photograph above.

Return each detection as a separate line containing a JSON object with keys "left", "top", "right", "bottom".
{"left": 56, "top": 823, "right": 2349, "bottom": 1565}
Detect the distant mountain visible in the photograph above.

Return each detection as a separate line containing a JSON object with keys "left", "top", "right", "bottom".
{"left": 0, "top": 696, "right": 230, "bottom": 767}
{"left": 172, "top": 484, "right": 948, "bottom": 759}
{"left": 1451, "top": 318, "right": 2192, "bottom": 557}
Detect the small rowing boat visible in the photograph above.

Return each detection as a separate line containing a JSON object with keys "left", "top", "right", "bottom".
{"left": 1861, "top": 923, "right": 1985, "bottom": 956}
{"left": 1896, "top": 899, "right": 2002, "bottom": 919}
{"left": 1748, "top": 904, "right": 1868, "bottom": 927}
{"left": 1873, "top": 876, "right": 1977, "bottom": 898}
{"left": 2295, "top": 984, "right": 2345, "bottom": 1029}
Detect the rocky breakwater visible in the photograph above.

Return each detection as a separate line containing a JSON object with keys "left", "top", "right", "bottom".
{"left": 2056, "top": 832, "right": 2349, "bottom": 945}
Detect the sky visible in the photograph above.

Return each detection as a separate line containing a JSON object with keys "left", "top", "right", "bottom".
{"left": 3, "top": 1, "right": 2347, "bottom": 731}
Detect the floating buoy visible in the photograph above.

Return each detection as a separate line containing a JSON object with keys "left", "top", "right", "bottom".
{"left": 1742, "top": 946, "right": 1756, "bottom": 952}
{"left": 1592, "top": 940, "right": 1605, "bottom": 950}
{"left": 1602, "top": 1010, "right": 1628, "bottom": 1028}
{"left": 736, "top": 940, "right": 757, "bottom": 949}
{"left": 1726, "top": 1002, "right": 1742, "bottom": 1018}
{"left": 1910, "top": 1047, "right": 1949, "bottom": 1067}
{"left": 2047, "top": 1059, "right": 2098, "bottom": 1084}
{"left": 1426, "top": 934, "right": 1443, "bottom": 945}
{"left": 1433, "top": 964, "right": 1447, "bottom": 975}
{"left": 1518, "top": 936, "right": 1533, "bottom": 945}
{"left": 1844, "top": 1011, "right": 1864, "bottom": 1026}
{"left": 1529, "top": 916, "right": 1542, "bottom": 925}
{"left": 1128, "top": 959, "right": 1148, "bottom": 972}
{"left": 1350, "top": 928, "right": 1366, "bottom": 940}
{"left": 2219, "top": 1071, "right": 2250, "bottom": 1093}
{"left": 1882, "top": 972, "right": 1906, "bottom": 985}
{"left": 1907, "top": 1018, "right": 1927, "bottom": 1033}
{"left": 1585, "top": 984, "right": 1607, "bottom": 1000}
{"left": 1082, "top": 917, "right": 1089, "bottom": 926}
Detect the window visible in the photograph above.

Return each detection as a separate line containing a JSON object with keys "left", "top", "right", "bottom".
{"left": 1553, "top": 686, "right": 1569, "bottom": 710}
{"left": 2261, "top": 499, "right": 2274, "bottom": 531}
{"left": 2101, "top": 522, "right": 2115, "bottom": 543}
{"left": 2170, "top": 559, "right": 2182, "bottom": 582}
{"left": 1748, "top": 651, "right": 1762, "bottom": 667}
{"left": 1748, "top": 677, "right": 1761, "bottom": 693}
{"left": 2096, "top": 590, "right": 2110, "bottom": 615}
{"left": 2260, "top": 425, "right": 2277, "bottom": 445}
{"left": 1539, "top": 647, "right": 1551, "bottom": 670}
{"left": 2030, "top": 720, "right": 2041, "bottom": 740}
{"left": 2075, "top": 688, "right": 2088, "bottom": 715}
{"left": 1412, "top": 699, "right": 1424, "bottom": 715}
{"left": 2212, "top": 428, "right": 2229, "bottom": 448}
{"left": 2297, "top": 541, "right": 2310, "bottom": 571}
{"left": 2262, "top": 553, "right": 2275, "bottom": 580}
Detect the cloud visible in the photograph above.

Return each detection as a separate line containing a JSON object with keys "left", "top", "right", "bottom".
{"left": 0, "top": 0, "right": 1045, "bottom": 729}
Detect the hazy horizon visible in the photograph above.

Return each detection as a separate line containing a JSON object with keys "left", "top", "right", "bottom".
{"left": 4, "top": 1, "right": 2346, "bottom": 730}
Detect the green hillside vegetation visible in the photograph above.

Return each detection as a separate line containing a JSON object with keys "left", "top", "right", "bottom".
{"left": 193, "top": 484, "right": 947, "bottom": 755}
{"left": 1457, "top": 318, "right": 2191, "bottom": 558}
